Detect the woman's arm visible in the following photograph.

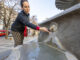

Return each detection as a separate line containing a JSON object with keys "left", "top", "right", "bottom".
{"left": 39, "top": 27, "right": 50, "bottom": 33}
{"left": 19, "top": 14, "right": 49, "bottom": 33}
{"left": 19, "top": 14, "right": 39, "bottom": 30}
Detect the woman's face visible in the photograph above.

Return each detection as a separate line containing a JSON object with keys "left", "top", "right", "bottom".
{"left": 22, "top": 1, "right": 30, "bottom": 14}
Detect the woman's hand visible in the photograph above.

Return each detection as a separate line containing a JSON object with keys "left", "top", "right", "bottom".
{"left": 39, "top": 27, "right": 50, "bottom": 33}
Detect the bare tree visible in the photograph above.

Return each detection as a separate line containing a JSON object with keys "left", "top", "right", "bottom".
{"left": 0, "top": 0, "right": 20, "bottom": 39}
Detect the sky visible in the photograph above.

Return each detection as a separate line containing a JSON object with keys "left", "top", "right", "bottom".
{"left": 28, "top": 0, "right": 63, "bottom": 23}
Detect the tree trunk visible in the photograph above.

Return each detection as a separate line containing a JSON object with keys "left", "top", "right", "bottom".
{"left": 5, "top": 27, "right": 9, "bottom": 39}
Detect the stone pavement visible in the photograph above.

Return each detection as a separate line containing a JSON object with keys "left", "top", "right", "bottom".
{"left": 0, "top": 36, "right": 37, "bottom": 48}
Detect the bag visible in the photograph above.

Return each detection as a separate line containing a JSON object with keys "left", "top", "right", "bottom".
{"left": 24, "top": 26, "right": 28, "bottom": 37}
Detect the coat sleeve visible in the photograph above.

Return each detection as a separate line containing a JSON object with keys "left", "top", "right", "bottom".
{"left": 18, "top": 14, "right": 40, "bottom": 30}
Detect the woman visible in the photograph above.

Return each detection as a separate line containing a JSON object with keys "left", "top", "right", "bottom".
{"left": 11, "top": 0, "right": 49, "bottom": 47}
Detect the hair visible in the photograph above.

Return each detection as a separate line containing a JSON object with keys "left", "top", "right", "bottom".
{"left": 20, "top": 0, "right": 28, "bottom": 7}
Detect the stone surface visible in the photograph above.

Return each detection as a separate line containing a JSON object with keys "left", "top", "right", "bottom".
{"left": 6, "top": 42, "right": 67, "bottom": 60}
{"left": 55, "top": 0, "right": 80, "bottom": 10}
{"left": 0, "top": 37, "right": 68, "bottom": 60}
{"left": 38, "top": 3, "right": 80, "bottom": 60}
{"left": 0, "top": 37, "right": 76, "bottom": 60}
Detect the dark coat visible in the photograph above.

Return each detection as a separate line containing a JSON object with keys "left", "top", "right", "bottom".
{"left": 11, "top": 10, "right": 38, "bottom": 32}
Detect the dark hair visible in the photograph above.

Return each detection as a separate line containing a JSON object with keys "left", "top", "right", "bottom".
{"left": 20, "top": 0, "right": 28, "bottom": 7}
